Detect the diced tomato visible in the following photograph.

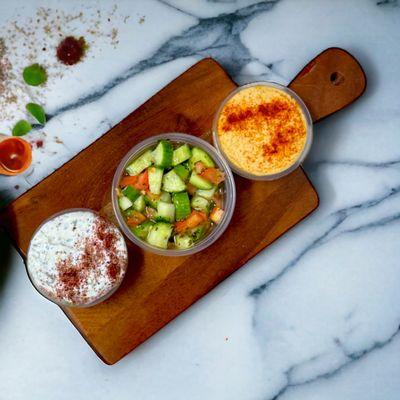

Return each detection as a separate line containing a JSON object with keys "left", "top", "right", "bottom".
{"left": 210, "top": 207, "right": 224, "bottom": 224}
{"left": 194, "top": 161, "right": 206, "bottom": 174}
{"left": 186, "top": 183, "right": 197, "bottom": 196}
{"left": 133, "top": 170, "right": 149, "bottom": 191}
{"left": 200, "top": 168, "right": 225, "bottom": 185}
{"left": 120, "top": 175, "right": 138, "bottom": 188}
{"left": 175, "top": 210, "right": 207, "bottom": 233}
{"left": 187, "top": 210, "right": 207, "bottom": 228}
{"left": 120, "top": 170, "right": 150, "bottom": 190}
{"left": 174, "top": 220, "right": 188, "bottom": 234}
{"left": 126, "top": 211, "right": 146, "bottom": 227}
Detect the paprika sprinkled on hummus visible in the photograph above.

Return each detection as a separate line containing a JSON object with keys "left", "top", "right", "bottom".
{"left": 216, "top": 85, "right": 308, "bottom": 176}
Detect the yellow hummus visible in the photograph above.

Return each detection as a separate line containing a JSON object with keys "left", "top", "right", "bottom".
{"left": 216, "top": 85, "right": 308, "bottom": 176}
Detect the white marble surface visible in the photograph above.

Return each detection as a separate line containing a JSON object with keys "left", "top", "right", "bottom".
{"left": 1, "top": 0, "right": 400, "bottom": 399}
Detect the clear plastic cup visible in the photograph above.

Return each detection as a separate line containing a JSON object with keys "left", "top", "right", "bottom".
{"left": 26, "top": 208, "right": 128, "bottom": 308}
{"left": 112, "top": 133, "right": 236, "bottom": 257}
{"left": 212, "top": 81, "right": 313, "bottom": 181}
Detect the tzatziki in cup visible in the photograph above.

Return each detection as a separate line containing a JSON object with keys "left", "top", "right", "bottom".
{"left": 26, "top": 209, "right": 128, "bottom": 307}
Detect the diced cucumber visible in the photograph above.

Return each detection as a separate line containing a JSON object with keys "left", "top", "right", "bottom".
{"left": 118, "top": 196, "right": 133, "bottom": 211}
{"left": 144, "top": 195, "right": 159, "bottom": 209}
{"left": 189, "top": 172, "right": 213, "bottom": 190}
{"left": 157, "top": 201, "right": 175, "bottom": 222}
{"left": 147, "top": 222, "right": 173, "bottom": 249}
{"left": 189, "top": 224, "right": 208, "bottom": 242}
{"left": 173, "top": 192, "right": 191, "bottom": 221}
{"left": 160, "top": 191, "right": 171, "bottom": 203}
{"left": 133, "top": 195, "right": 146, "bottom": 212}
{"left": 172, "top": 144, "right": 192, "bottom": 166}
{"left": 206, "top": 201, "right": 215, "bottom": 214}
{"left": 174, "top": 234, "right": 194, "bottom": 249}
{"left": 123, "top": 208, "right": 135, "bottom": 217}
{"left": 126, "top": 150, "right": 153, "bottom": 176}
{"left": 196, "top": 187, "right": 216, "bottom": 200}
{"left": 152, "top": 140, "right": 173, "bottom": 168}
{"left": 174, "top": 225, "right": 207, "bottom": 248}
{"left": 162, "top": 170, "right": 186, "bottom": 192}
{"left": 191, "top": 195, "right": 210, "bottom": 213}
{"left": 173, "top": 164, "right": 190, "bottom": 182}
{"left": 182, "top": 161, "right": 190, "bottom": 170}
{"left": 122, "top": 185, "right": 140, "bottom": 202}
{"left": 131, "top": 220, "right": 154, "bottom": 240}
{"left": 189, "top": 147, "right": 215, "bottom": 169}
{"left": 148, "top": 167, "right": 164, "bottom": 195}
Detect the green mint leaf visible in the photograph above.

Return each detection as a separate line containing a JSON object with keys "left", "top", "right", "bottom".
{"left": 12, "top": 120, "right": 32, "bottom": 136}
{"left": 26, "top": 103, "right": 46, "bottom": 124}
{"left": 23, "top": 64, "right": 47, "bottom": 86}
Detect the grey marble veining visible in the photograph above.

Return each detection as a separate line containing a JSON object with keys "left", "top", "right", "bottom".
{"left": 35, "top": 1, "right": 281, "bottom": 125}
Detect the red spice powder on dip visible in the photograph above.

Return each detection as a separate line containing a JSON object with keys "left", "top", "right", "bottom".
{"left": 26, "top": 209, "right": 128, "bottom": 307}
{"left": 213, "top": 83, "right": 312, "bottom": 179}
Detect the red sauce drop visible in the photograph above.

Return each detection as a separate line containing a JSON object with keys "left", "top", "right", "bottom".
{"left": 56, "top": 36, "right": 87, "bottom": 66}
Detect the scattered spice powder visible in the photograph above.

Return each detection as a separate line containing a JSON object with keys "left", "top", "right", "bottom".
{"left": 0, "top": 38, "right": 5, "bottom": 77}
{"left": 54, "top": 136, "right": 64, "bottom": 144}
{"left": 0, "top": 37, "right": 17, "bottom": 104}
{"left": 111, "top": 28, "right": 118, "bottom": 41}
{"left": 1, "top": 6, "right": 125, "bottom": 129}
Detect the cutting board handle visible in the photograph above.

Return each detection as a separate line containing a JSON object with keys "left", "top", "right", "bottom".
{"left": 288, "top": 47, "right": 366, "bottom": 123}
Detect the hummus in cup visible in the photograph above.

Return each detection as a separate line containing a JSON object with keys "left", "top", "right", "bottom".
{"left": 213, "top": 82, "right": 313, "bottom": 180}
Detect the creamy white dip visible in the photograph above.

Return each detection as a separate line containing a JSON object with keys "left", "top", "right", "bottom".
{"left": 27, "top": 210, "right": 128, "bottom": 307}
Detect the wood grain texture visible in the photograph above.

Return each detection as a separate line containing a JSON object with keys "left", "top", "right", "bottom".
{"left": 0, "top": 51, "right": 365, "bottom": 364}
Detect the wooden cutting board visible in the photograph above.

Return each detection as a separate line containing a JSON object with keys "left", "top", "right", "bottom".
{"left": 0, "top": 48, "right": 365, "bottom": 364}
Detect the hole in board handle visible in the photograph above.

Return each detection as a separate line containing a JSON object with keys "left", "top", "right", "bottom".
{"left": 330, "top": 71, "right": 345, "bottom": 86}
